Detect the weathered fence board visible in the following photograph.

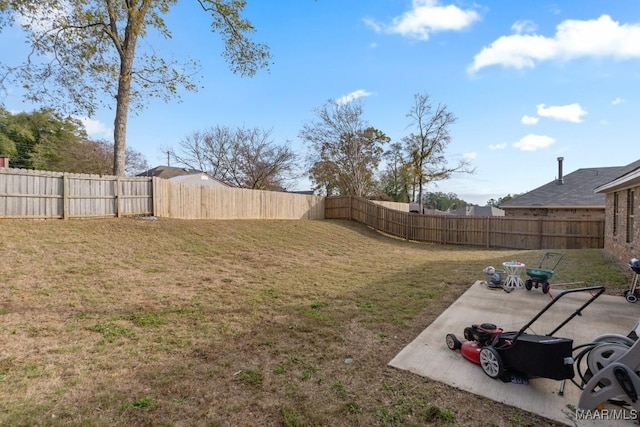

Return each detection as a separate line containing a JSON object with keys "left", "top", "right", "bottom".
{"left": 325, "top": 196, "right": 604, "bottom": 250}
{"left": 152, "top": 178, "right": 325, "bottom": 220}
{"left": 0, "top": 168, "right": 153, "bottom": 218}
{"left": 0, "top": 168, "right": 325, "bottom": 220}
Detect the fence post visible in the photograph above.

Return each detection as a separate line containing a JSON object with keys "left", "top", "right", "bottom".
{"left": 62, "top": 173, "right": 68, "bottom": 220}
{"left": 443, "top": 216, "right": 448, "bottom": 244}
{"left": 115, "top": 177, "right": 121, "bottom": 218}
{"left": 374, "top": 204, "right": 379, "bottom": 231}
{"left": 405, "top": 212, "right": 410, "bottom": 240}
{"left": 348, "top": 195, "right": 352, "bottom": 220}
{"left": 151, "top": 177, "right": 156, "bottom": 217}
{"left": 538, "top": 218, "right": 543, "bottom": 249}
{"left": 486, "top": 217, "right": 490, "bottom": 248}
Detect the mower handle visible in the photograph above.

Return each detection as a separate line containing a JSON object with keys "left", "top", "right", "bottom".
{"left": 513, "top": 285, "right": 605, "bottom": 341}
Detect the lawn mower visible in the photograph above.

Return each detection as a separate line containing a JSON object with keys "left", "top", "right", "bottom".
{"left": 623, "top": 258, "right": 640, "bottom": 303}
{"left": 524, "top": 252, "right": 563, "bottom": 294}
{"left": 445, "top": 285, "right": 605, "bottom": 382}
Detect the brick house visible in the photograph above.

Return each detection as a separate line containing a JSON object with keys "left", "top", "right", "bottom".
{"left": 500, "top": 157, "right": 640, "bottom": 220}
{"left": 594, "top": 163, "right": 640, "bottom": 266}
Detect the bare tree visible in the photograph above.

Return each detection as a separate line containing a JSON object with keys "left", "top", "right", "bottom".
{"left": 403, "top": 92, "right": 473, "bottom": 211}
{"left": 170, "top": 125, "right": 298, "bottom": 190}
{"left": 300, "top": 100, "right": 388, "bottom": 197}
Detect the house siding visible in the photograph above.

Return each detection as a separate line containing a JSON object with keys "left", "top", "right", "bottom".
{"left": 503, "top": 207, "right": 604, "bottom": 220}
{"left": 603, "top": 187, "right": 640, "bottom": 265}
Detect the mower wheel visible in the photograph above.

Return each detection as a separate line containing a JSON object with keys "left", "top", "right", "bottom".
{"left": 542, "top": 282, "right": 550, "bottom": 294}
{"left": 446, "top": 334, "right": 462, "bottom": 351}
{"left": 479, "top": 346, "right": 504, "bottom": 379}
{"left": 525, "top": 279, "right": 533, "bottom": 291}
{"left": 627, "top": 293, "right": 638, "bottom": 303}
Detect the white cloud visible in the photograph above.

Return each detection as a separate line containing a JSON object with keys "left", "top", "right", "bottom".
{"left": 363, "top": 18, "right": 382, "bottom": 33}
{"left": 19, "top": 1, "right": 72, "bottom": 35}
{"left": 364, "top": 0, "right": 480, "bottom": 41}
{"left": 521, "top": 115, "right": 539, "bottom": 125}
{"left": 336, "top": 89, "right": 373, "bottom": 105}
{"left": 511, "top": 20, "right": 537, "bottom": 35}
{"left": 76, "top": 116, "right": 112, "bottom": 137}
{"left": 513, "top": 134, "right": 555, "bottom": 151}
{"left": 468, "top": 15, "right": 640, "bottom": 73}
{"left": 536, "top": 103, "right": 587, "bottom": 123}
{"left": 548, "top": 5, "right": 562, "bottom": 16}
{"left": 612, "top": 97, "right": 625, "bottom": 105}
{"left": 463, "top": 152, "right": 477, "bottom": 160}
{"left": 489, "top": 143, "right": 507, "bottom": 150}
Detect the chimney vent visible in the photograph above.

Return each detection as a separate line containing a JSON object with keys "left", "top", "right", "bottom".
{"left": 557, "top": 157, "right": 564, "bottom": 184}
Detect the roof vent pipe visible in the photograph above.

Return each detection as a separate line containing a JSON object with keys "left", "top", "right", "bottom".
{"left": 557, "top": 157, "right": 564, "bottom": 184}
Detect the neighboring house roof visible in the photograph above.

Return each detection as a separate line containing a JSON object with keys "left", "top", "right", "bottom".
{"left": 137, "top": 165, "right": 230, "bottom": 187}
{"left": 169, "top": 173, "right": 229, "bottom": 187}
{"left": 289, "top": 190, "right": 315, "bottom": 195}
{"left": 137, "top": 165, "right": 204, "bottom": 179}
{"left": 595, "top": 165, "right": 640, "bottom": 193}
{"left": 450, "top": 205, "right": 505, "bottom": 216}
{"left": 501, "top": 159, "right": 640, "bottom": 209}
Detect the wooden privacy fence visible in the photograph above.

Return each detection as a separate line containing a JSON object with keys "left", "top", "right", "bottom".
{"left": 152, "top": 178, "right": 324, "bottom": 219}
{"left": 0, "top": 168, "right": 325, "bottom": 220}
{"left": 326, "top": 196, "right": 604, "bottom": 250}
{"left": 0, "top": 168, "right": 152, "bottom": 218}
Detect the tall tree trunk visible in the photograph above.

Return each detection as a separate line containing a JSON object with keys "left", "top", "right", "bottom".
{"left": 112, "top": 18, "right": 140, "bottom": 176}
{"left": 113, "top": 74, "right": 130, "bottom": 176}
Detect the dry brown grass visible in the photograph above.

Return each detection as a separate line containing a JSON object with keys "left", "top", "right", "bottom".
{"left": 0, "top": 218, "right": 630, "bottom": 426}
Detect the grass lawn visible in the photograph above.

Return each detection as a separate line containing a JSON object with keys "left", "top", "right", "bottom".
{"left": 0, "top": 218, "right": 630, "bottom": 426}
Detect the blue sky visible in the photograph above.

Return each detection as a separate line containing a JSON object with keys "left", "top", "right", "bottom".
{"left": 2, "top": 0, "right": 640, "bottom": 205}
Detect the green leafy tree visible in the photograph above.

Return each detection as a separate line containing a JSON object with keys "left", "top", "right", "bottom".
{"left": 37, "top": 139, "right": 150, "bottom": 175}
{"left": 487, "top": 194, "right": 520, "bottom": 207}
{"left": 0, "top": 106, "right": 86, "bottom": 169}
{"left": 423, "top": 191, "right": 468, "bottom": 211}
{"left": 300, "top": 100, "right": 389, "bottom": 197}
{"left": 379, "top": 142, "right": 412, "bottom": 202}
{"left": 0, "top": 0, "right": 271, "bottom": 176}
{"left": 402, "top": 92, "right": 473, "bottom": 211}
{"left": 0, "top": 108, "right": 19, "bottom": 160}
{"left": 0, "top": 106, "right": 148, "bottom": 173}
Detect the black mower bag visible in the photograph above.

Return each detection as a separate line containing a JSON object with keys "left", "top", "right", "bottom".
{"left": 495, "top": 332, "right": 574, "bottom": 380}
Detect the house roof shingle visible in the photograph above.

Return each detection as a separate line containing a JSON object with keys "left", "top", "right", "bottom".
{"left": 595, "top": 165, "right": 640, "bottom": 193}
{"left": 137, "top": 165, "right": 231, "bottom": 187}
{"left": 136, "top": 165, "right": 205, "bottom": 179}
{"left": 501, "top": 159, "right": 640, "bottom": 209}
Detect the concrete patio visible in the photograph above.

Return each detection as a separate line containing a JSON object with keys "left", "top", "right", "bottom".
{"left": 389, "top": 281, "right": 640, "bottom": 426}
